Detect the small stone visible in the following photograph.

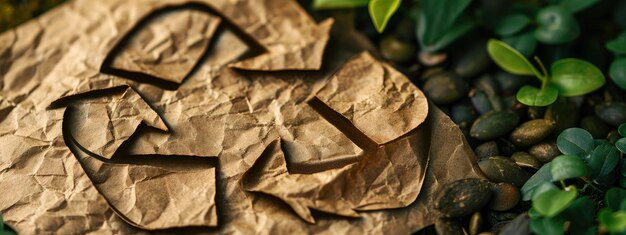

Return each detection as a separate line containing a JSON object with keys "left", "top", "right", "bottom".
{"left": 469, "top": 212, "right": 483, "bottom": 235}
{"left": 494, "top": 71, "right": 530, "bottom": 96}
{"left": 470, "top": 90, "right": 494, "bottom": 115}
{"left": 478, "top": 157, "right": 530, "bottom": 187}
{"left": 470, "top": 111, "right": 520, "bottom": 141}
{"left": 436, "top": 178, "right": 493, "bottom": 218}
{"left": 595, "top": 102, "right": 626, "bottom": 127}
{"left": 452, "top": 103, "right": 477, "bottom": 127}
{"left": 511, "top": 152, "right": 541, "bottom": 169}
{"left": 581, "top": 115, "right": 611, "bottom": 139}
{"left": 419, "top": 51, "right": 447, "bottom": 66}
{"left": 488, "top": 183, "right": 520, "bottom": 211}
{"left": 545, "top": 99, "right": 579, "bottom": 134}
{"left": 453, "top": 41, "right": 491, "bottom": 78}
{"left": 379, "top": 35, "right": 416, "bottom": 64}
{"left": 423, "top": 71, "right": 469, "bottom": 105}
{"left": 529, "top": 141, "right": 561, "bottom": 162}
{"left": 475, "top": 141, "right": 500, "bottom": 160}
{"left": 435, "top": 218, "right": 466, "bottom": 235}
{"left": 510, "top": 119, "right": 555, "bottom": 147}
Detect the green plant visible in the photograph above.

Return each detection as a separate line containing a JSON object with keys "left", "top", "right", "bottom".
{"left": 416, "top": 0, "right": 473, "bottom": 52}
{"left": 491, "top": 0, "right": 598, "bottom": 57}
{"left": 487, "top": 39, "right": 605, "bottom": 106}
{"left": 522, "top": 126, "right": 626, "bottom": 234}
{"left": 312, "top": 0, "right": 401, "bottom": 33}
{"left": 607, "top": 32, "right": 626, "bottom": 90}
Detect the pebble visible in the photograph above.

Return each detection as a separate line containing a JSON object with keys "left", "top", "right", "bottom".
{"left": 529, "top": 141, "right": 561, "bottom": 162}
{"left": 488, "top": 183, "right": 520, "bottom": 211}
{"left": 511, "top": 152, "right": 541, "bottom": 169}
{"left": 478, "top": 157, "right": 530, "bottom": 187}
{"left": 509, "top": 119, "right": 555, "bottom": 147}
{"left": 423, "top": 71, "right": 469, "bottom": 105}
{"left": 595, "top": 102, "right": 626, "bottom": 127}
{"left": 475, "top": 141, "right": 500, "bottom": 160}
{"left": 379, "top": 35, "right": 416, "bottom": 64}
{"left": 436, "top": 178, "right": 493, "bottom": 218}
{"left": 470, "top": 111, "right": 520, "bottom": 140}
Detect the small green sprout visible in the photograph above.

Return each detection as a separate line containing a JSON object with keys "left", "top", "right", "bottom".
{"left": 487, "top": 39, "right": 606, "bottom": 106}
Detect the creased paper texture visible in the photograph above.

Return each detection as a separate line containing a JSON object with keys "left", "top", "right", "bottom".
{"left": 0, "top": 0, "right": 482, "bottom": 234}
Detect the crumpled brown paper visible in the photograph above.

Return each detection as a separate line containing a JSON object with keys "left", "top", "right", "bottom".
{"left": 0, "top": 0, "right": 482, "bottom": 234}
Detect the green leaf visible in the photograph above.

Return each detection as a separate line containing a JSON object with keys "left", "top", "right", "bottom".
{"left": 606, "top": 32, "right": 626, "bottom": 55}
{"left": 610, "top": 58, "right": 626, "bottom": 91}
{"left": 563, "top": 196, "right": 595, "bottom": 226}
{"left": 560, "top": 0, "right": 599, "bottom": 13}
{"left": 551, "top": 155, "right": 590, "bottom": 180}
{"left": 617, "top": 138, "right": 626, "bottom": 153}
{"left": 522, "top": 163, "right": 554, "bottom": 201}
{"left": 487, "top": 39, "right": 541, "bottom": 77}
{"left": 619, "top": 124, "right": 626, "bottom": 137}
{"left": 502, "top": 31, "right": 537, "bottom": 58}
{"left": 557, "top": 127, "right": 594, "bottom": 157}
{"left": 589, "top": 144, "right": 620, "bottom": 178}
{"left": 534, "top": 6, "right": 580, "bottom": 44}
{"left": 532, "top": 182, "right": 559, "bottom": 201}
{"left": 420, "top": 18, "right": 474, "bottom": 52}
{"left": 369, "top": 0, "right": 401, "bottom": 33}
{"left": 532, "top": 186, "right": 578, "bottom": 217}
{"left": 531, "top": 216, "right": 565, "bottom": 235}
{"left": 550, "top": 58, "right": 606, "bottom": 96}
{"left": 599, "top": 208, "right": 626, "bottom": 233}
{"left": 516, "top": 85, "right": 559, "bottom": 106}
{"left": 417, "top": 0, "right": 472, "bottom": 47}
{"left": 0, "top": 215, "right": 3, "bottom": 230}
{"left": 312, "top": 0, "right": 369, "bottom": 9}
{"left": 495, "top": 14, "right": 531, "bottom": 36}
{"left": 606, "top": 188, "right": 626, "bottom": 212}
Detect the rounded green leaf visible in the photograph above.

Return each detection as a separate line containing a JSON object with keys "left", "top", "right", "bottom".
{"left": 495, "top": 14, "right": 531, "bottom": 36}
{"left": 599, "top": 208, "right": 626, "bottom": 233}
{"left": 550, "top": 155, "right": 590, "bottom": 180}
{"left": 589, "top": 144, "right": 620, "bottom": 178}
{"left": 487, "top": 39, "right": 540, "bottom": 76}
{"left": 534, "top": 6, "right": 580, "bottom": 44}
{"left": 516, "top": 85, "right": 559, "bottom": 106}
{"left": 531, "top": 182, "right": 558, "bottom": 201}
{"left": 530, "top": 216, "right": 565, "bottom": 235}
{"left": 560, "top": 0, "right": 599, "bottom": 13}
{"left": 522, "top": 162, "right": 554, "bottom": 201}
{"left": 619, "top": 124, "right": 626, "bottom": 137}
{"left": 609, "top": 58, "right": 626, "bottom": 91}
{"left": 551, "top": 58, "right": 606, "bottom": 96}
{"left": 502, "top": 31, "right": 537, "bottom": 58}
{"left": 617, "top": 138, "right": 626, "bottom": 153}
{"left": 557, "top": 127, "right": 594, "bottom": 156}
{"left": 368, "top": 0, "right": 401, "bottom": 33}
{"left": 312, "top": 0, "right": 369, "bottom": 9}
{"left": 606, "top": 188, "right": 626, "bottom": 212}
{"left": 606, "top": 32, "right": 626, "bottom": 55}
{"left": 532, "top": 186, "right": 578, "bottom": 217}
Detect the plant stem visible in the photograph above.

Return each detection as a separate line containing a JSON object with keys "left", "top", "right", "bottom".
{"left": 581, "top": 178, "right": 603, "bottom": 192}
{"left": 560, "top": 180, "right": 567, "bottom": 188}
{"left": 534, "top": 56, "right": 549, "bottom": 85}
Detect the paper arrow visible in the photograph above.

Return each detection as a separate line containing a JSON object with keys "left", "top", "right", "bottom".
{"left": 53, "top": 85, "right": 167, "bottom": 159}
{"left": 242, "top": 133, "right": 429, "bottom": 224}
